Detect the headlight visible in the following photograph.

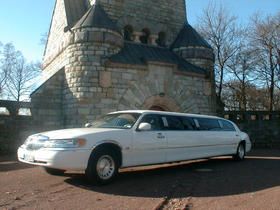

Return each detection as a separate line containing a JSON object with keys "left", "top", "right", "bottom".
{"left": 24, "top": 134, "right": 49, "bottom": 145}
{"left": 43, "top": 138, "right": 86, "bottom": 148}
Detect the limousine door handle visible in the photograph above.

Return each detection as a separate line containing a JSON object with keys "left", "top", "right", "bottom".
{"left": 157, "top": 133, "right": 165, "bottom": 139}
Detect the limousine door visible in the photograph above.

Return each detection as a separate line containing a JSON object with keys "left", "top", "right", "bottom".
{"left": 163, "top": 115, "right": 207, "bottom": 162}
{"left": 195, "top": 118, "right": 239, "bottom": 156}
{"left": 132, "top": 114, "right": 167, "bottom": 165}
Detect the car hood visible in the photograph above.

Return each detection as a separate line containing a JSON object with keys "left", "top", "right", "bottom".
{"left": 33, "top": 128, "right": 123, "bottom": 140}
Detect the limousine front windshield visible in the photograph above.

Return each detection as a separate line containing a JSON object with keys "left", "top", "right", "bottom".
{"left": 90, "top": 113, "right": 141, "bottom": 129}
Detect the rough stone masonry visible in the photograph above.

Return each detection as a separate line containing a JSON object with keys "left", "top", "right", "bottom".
{"left": 31, "top": 0, "right": 216, "bottom": 129}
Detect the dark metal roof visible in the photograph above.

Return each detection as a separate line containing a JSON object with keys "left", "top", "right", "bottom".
{"left": 109, "top": 42, "right": 206, "bottom": 75}
{"left": 73, "top": 4, "right": 119, "bottom": 32}
{"left": 171, "top": 23, "right": 212, "bottom": 49}
{"left": 64, "top": 0, "right": 87, "bottom": 28}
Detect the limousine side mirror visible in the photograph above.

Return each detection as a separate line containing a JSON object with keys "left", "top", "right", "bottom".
{"left": 85, "top": 123, "right": 92, "bottom": 128}
{"left": 138, "top": 122, "right": 152, "bottom": 131}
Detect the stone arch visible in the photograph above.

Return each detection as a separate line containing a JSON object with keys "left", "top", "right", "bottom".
{"left": 116, "top": 70, "right": 205, "bottom": 114}
{"left": 142, "top": 95, "right": 181, "bottom": 112}
{"left": 149, "top": 106, "right": 166, "bottom": 111}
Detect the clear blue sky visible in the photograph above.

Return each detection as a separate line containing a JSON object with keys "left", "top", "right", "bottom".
{"left": 0, "top": 0, "right": 55, "bottom": 62}
{"left": 0, "top": 0, "right": 279, "bottom": 62}
{"left": 187, "top": 0, "right": 280, "bottom": 25}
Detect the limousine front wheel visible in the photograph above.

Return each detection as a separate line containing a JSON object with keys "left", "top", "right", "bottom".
{"left": 234, "top": 143, "right": 245, "bottom": 161}
{"left": 86, "top": 148, "right": 119, "bottom": 185}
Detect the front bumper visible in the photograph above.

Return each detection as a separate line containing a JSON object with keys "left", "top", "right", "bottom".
{"left": 17, "top": 146, "right": 92, "bottom": 171}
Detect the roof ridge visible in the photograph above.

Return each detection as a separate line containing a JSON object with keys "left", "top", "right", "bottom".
{"left": 109, "top": 42, "right": 207, "bottom": 75}
{"left": 77, "top": 5, "right": 94, "bottom": 27}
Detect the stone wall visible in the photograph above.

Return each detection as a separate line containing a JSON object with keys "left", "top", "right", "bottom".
{"left": 67, "top": 56, "right": 216, "bottom": 127}
{"left": 31, "top": 69, "right": 65, "bottom": 129}
{"left": 44, "top": 0, "right": 72, "bottom": 68}
{"left": 44, "top": 0, "right": 187, "bottom": 69}
{"left": 92, "top": 0, "right": 186, "bottom": 45}
{"left": 0, "top": 101, "right": 38, "bottom": 155}
{"left": 224, "top": 111, "right": 280, "bottom": 148}
{"left": 109, "top": 62, "right": 215, "bottom": 115}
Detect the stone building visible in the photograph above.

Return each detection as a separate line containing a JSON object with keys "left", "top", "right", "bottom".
{"left": 32, "top": 0, "right": 216, "bottom": 128}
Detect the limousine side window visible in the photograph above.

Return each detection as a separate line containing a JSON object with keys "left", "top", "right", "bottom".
{"left": 162, "top": 116, "right": 196, "bottom": 131}
{"left": 181, "top": 117, "right": 196, "bottom": 130}
{"left": 196, "top": 118, "right": 222, "bottom": 131}
{"left": 164, "top": 116, "right": 184, "bottom": 130}
{"left": 139, "top": 114, "right": 163, "bottom": 130}
{"left": 220, "top": 120, "right": 236, "bottom": 131}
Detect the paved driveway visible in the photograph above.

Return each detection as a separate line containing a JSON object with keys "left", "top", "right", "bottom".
{"left": 0, "top": 149, "right": 280, "bottom": 210}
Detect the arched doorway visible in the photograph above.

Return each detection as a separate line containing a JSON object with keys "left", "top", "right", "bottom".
{"left": 142, "top": 95, "right": 181, "bottom": 112}
{"left": 149, "top": 105, "right": 166, "bottom": 111}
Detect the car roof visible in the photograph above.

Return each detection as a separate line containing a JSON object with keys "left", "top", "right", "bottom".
{"left": 109, "top": 110, "right": 222, "bottom": 120}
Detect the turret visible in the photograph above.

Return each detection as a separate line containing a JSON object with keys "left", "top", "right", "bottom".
{"left": 171, "top": 23, "right": 214, "bottom": 71}
{"left": 71, "top": 4, "right": 123, "bottom": 56}
{"left": 62, "top": 3, "right": 123, "bottom": 126}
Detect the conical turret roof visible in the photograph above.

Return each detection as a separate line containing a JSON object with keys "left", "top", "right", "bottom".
{"left": 171, "top": 23, "right": 212, "bottom": 49}
{"left": 73, "top": 4, "right": 120, "bottom": 32}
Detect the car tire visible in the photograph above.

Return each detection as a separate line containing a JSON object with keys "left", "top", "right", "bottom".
{"left": 44, "top": 167, "right": 66, "bottom": 176}
{"left": 234, "top": 143, "right": 246, "bottom": 161}
{"left": 85, "top": 147, "right": 119, "bottom": 185}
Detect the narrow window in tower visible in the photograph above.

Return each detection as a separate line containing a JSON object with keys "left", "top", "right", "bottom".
{"left": 124, "top": 25, "right": 134, "bottom": 41}
{"left": 140, "top": 28, "right": 150, "bottom": 44}
{"left": 156, "top": 32, "right": 166, "bottom": 47}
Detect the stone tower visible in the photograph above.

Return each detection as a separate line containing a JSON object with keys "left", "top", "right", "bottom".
{"left": 31, "top": 0, "right": 216, "bottom": 128}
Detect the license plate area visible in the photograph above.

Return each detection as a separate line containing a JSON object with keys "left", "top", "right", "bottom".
{"left": 24, "top": 153, "right": 34, "bottom": 162}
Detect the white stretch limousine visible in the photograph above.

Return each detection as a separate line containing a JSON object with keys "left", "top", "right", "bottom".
{"left": 18, "top": 110, "right": 251, "bottom": 184}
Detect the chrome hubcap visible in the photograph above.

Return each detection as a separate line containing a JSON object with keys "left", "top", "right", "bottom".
{"left": 96, "top": 155, "right": 115, "bottom": 180}
{"left": 238, "top": 145, "right": 245, "bottom": 158}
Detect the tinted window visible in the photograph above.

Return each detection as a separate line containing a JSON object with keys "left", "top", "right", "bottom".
{"left": 220, "top": 120, "right": 236, "bottom": 131}
{"left": 181, "top": 117, "right": 196, "bottom": 130}
{"left": 139, "top": 114, "right": 163, "bottom": 130}
{"left": 196, "top": 118, "right": 222, "bottom": 131}
{"left": 91, "top": 113, "right": 141, "bottom": 129}
{"left": 165, "top": 116, "right": 184, "bottom": 130}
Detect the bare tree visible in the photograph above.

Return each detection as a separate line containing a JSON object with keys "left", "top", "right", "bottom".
{"left": 7, "top": 58, "right": 41, "bottom": 101}
{"left": 196, "top": 3, "right": 241, "bottom": 100}
{"left": 249, "top": 13, "right": 280, "bottom": 111}
{"left": 0, "top": 41, "right": 2, "bottom": 95}
{"left": 274, "top": 12, "right": 280, "bottom": 91}
{"left": 0, "top": 43, "right": 18, "bottom": 97}
{"left": 0, "top": 43, "right": 41, "bottom": 101}
{"left": 223, "top": 82, "right": 270, "bottom": 111}
{"left": 246, "top": 86, "right": 270, "bottom": 111}
{"left": 226, "top": 31, "right": 257, "bottom": 111}
{"left": 40, "top": 32, "right": 49, "bottom": 46}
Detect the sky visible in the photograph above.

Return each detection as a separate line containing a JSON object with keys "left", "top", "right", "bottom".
{"left": 0, "top": 0, "right": 279, "bottom": 62}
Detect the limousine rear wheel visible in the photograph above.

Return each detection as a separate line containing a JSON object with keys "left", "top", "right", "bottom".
{"left": 86, "top": 147, "right": 119, "bottom": 185}
{"left": 234, "top": 143, "right": 245, "bottom": 161}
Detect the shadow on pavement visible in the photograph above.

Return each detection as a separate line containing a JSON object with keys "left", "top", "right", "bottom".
{"left": 65, "top": 149, "right": 280, "bottom": 198}
{"left": 0, "top": 161, "right": 34, "bottom": 172}
{"left": 0, "top": 154, "right": 35, "bottom": 172}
